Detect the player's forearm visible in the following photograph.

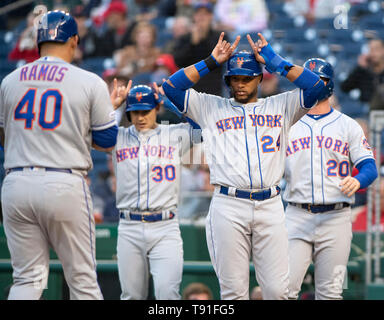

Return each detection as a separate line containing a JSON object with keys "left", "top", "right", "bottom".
{"left": 166, "top": 66, "right": 199, "bottom": 89}
{"left": 285, "top": 66, "right": 305, "bottom": 82}
{"left": 354, "top": 158, "right": 378, "bottom": 189}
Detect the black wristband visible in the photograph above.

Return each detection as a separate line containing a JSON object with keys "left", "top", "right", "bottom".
{"left": 204, "top": 55, "right": 220, "bottom": 72}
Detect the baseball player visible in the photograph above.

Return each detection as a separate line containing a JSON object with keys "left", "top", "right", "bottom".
{"left": 161, "top": 32, "right": 333, "bottom": 299}
{"left": 0, "top": 11, "right": 129, "bottom": 300}
{"left": 112, "top": 84, "right": 200, "bottom": 300}
{"left": 283, "top": 58, "right": 378, "bottom": 300}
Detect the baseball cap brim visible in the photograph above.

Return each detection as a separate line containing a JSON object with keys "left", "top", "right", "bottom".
{"left": 127, "top": 104, "right": 156, "bottom": 111}
{"left": 225, "top": 68, "right": 263, "bottom": 77}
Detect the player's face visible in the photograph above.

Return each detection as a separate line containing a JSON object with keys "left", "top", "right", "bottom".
{"left": 229, "top": 75, "right": 260, "bottom": 104}
{"left": 130, "top": 108, "right": 158, "bottom": 131}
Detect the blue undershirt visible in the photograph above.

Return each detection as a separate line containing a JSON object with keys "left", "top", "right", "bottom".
{"left": 92, "top": 125, "right": 118, "bottom": 148}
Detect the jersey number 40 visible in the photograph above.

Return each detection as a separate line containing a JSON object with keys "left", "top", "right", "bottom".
{"left": 14, "top": 88, "right": 62, "bottom": 130}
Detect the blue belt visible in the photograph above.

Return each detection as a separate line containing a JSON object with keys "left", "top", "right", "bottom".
{"left": 6, "top": 167, "right": 72, "bottom": 175}
{"left": 219, "top": 186, "right": 280, "bottom": 201}
{"left": 289, "top": 202, "right": 350, "bottom": 213}
{"left": 120, "top": 211, "right": 175, "bottom": 222}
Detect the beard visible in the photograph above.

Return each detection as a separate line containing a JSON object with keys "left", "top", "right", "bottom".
{"left": 231, "top": 88, "right": 258, "bottom": 104}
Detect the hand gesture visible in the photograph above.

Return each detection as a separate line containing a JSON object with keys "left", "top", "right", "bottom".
{"left": 247, "top": 33, "right": 269, "bottom": 65}
{"left": 110, "top": 79, "right": 132, "bottom": 110}
{"left": 152, "top": 82, "right": 165, "bottom": 104}
{"left": 211, "top": 32, "right": 241, "bottom": 64}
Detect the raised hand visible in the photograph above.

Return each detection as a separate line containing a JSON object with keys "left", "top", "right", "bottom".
{"left": 211, "top": 32, "right": 241, "bottom": 64}
{"left": 110, "top": 78, "right": 132, "bottom": 110}
{"left": 247, "top": 33, "right": 269, "bottom": 65}
{"left": 153, "top": 81, "right": 165, "bottom": 96}
{"left": 152, "top": 82, "right": 165, "bottom": 103}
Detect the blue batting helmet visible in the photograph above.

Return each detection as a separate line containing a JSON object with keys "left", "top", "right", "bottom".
{"left": 126, "top": 85, "right": 160, "bottom": 113}
{"left": 303, "top": 58, "right": 334, "bottom": 80}
{"left": 224, "top": 51, "right": 263, "bottom": 86}
{"left": 37, "top": 11, "right": 79, "bottom": 48}
{"left": 304, "top": 58, "right": 334, "bottom": 100}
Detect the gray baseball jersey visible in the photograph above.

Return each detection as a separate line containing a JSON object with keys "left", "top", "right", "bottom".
{"left": 0, "top": 56, "right": 116, "bottom": 300}
{"left": 113, "top": 122, "right": 195, "bottom": 300}
{"left": 283, "top": 108, "right": 374, "bottom": 300}
{"left": 175, "top": 87, "right": 310, "bottom": 300}
{"left": 283, "top": 108, "right": 374, "bottom": 205}
{"left": 182, "top": 88, "right": 307, "bottom": 189}
{"left": 112, "top": 123, "right": 195, "bottom": 212}
{"left": 0, "top": 56, "right": 116, "bottom": 170}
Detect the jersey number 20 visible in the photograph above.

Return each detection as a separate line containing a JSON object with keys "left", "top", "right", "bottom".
{"left": 14, "top": 88, "right": 62, "bottom": 130}
{"left": 327, "top": 160, "right": 349, "bottom": 177}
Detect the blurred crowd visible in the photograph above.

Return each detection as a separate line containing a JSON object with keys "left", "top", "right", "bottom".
{"left": 1, "top": 0, "right": 384, "bottom": 227}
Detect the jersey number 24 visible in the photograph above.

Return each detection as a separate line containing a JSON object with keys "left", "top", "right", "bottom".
{"left": 14, "top": 88, "right": 62, "bottom": 130}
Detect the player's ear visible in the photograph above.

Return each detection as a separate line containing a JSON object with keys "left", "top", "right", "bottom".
{"left": 69, "top": 35, "right": 79, "bottom": 48}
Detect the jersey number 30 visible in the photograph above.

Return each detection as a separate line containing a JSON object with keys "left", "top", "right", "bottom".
{"left": 152, "top": 165, "right": 176, "bottom": 182}
{"left": 14, "top": 88, "right": 62, "bottom": 130}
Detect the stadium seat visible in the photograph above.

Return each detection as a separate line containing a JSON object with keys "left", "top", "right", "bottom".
{"left": 359, "top": 13, "right": 384, "bottom": 31}
{"left": 0, "top": 31, "right": 6, "bottom": 44}
{"left": 328, "top": 29, "right": 353, "bottom": 44}
{"left": 0, "top": 43, "right": 10, "bottom": 58}
{"left": 151, "top": 17, "right": 167, "bottom": 30}
{"left": 340, "top": 99, "right": 368, "bottom": 118}
{"left": 91, "top": 149, "right": 107, "bottom": 163}
{"left": 348, "top": 2, "right": 371, "bottom": 19}
{"left": 342, "top": 42, "right": 362, "bottom": 56}
{"left": 336, "top": 91, "right": 369, "bottom": 118}
{"left": 283, "top": 29, "right": 310, "bottom": 44}
{"left": 131, "top": 72, "right": 152, "bottom": 85}
{"left": 278, "top": 77, "right": 295, "bottom": 92}
{"left": 270, "top": 16, "right": 295, "bottom": 30}
{"left": 0, "top": 72, "right": 8, "bottom": 82}
{"left": 155, "top": 30, "right": 172, "bottom": 49}
{"left": 89, "top": 149, "right": 108, "bottom": 180}
{"left": 0, "top": 60, "right": 17, "bottom": 73}
{"left": 283, "top": 41, "right": 318, "bottom": 61}
{"left": 266, "top": 0, "right": 286, "bottom": 14}
{"left": 314, "top": 18, "right": 335, "bottom": 30}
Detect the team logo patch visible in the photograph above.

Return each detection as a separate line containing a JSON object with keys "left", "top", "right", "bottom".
{"left": 236, "top": 57, "right": 244, "bottom": 68}
{"left": 109, "top": 111, "right": 116, "bottom": 120}
{"left": 48, "top": 28, "right": 57, "bottom": 39}
{"left": 362, "top": 137, "right": 371, "bottom": 150}
{"left": 136, "top": 92, "right": 143, "bottom": 102}
{"left": 309, "top": 61, "right": 316, "bottom": 71}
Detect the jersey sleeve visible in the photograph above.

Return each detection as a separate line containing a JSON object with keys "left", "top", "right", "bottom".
{"left": 90, "top": 77, "right": 117, "bottom": 131}
{"left": 269, "top": 88, "right": 309, "bottom": 128}
{"left": 348, "top": 119, "right": 374, "bottom": 166}
{"left": 283, "top": 88, "right": 309, "bottom": 127}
